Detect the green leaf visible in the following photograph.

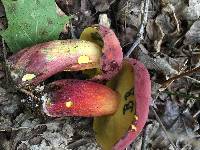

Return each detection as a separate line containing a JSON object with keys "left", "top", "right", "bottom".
{"left": 1, "top": 0, "right": 69, "bottom": 52}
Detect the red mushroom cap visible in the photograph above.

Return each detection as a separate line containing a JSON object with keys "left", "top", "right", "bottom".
{"left": 43, "top": 79, "right": 120, "bottom": 117}
{"left": 80, "top": 25, "right": 123, "bottom": 80}
{"left": 93, "top": 58, "right": 151, "bottom": 150}
{"left": 113, "top": 58, "right": 151, "bottom": 150}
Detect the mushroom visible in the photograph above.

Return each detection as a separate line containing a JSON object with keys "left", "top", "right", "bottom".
{"left": 80, "top": 25, "right": 123, "bottom": 80}
{"left": 8, "top": 40, "right": 102, "bottom": 86}
{"left": 93, "top": 58, "right": 151, "bottom": 150}
{"left": 43, "top": 79, "right": 120, "bottom": 117}
{"left": 8, "top": 24, "right": 150, "bottom": 149}
{"left": 42, "top": 58, "right": 151, "bottom": 150}
{"left": 8, "top": 25, "right": 123, "bottom": 87}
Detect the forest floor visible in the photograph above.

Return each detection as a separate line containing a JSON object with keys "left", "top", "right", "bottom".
{"left": 0, "top": 0, "right": 200, "bottom": 150}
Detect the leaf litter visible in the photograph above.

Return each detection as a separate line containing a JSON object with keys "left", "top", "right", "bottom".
{"left": 0, "top": 0, "right": 200, "bottom": 149}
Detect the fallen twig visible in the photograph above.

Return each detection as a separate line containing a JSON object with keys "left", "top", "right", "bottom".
{"left": 185, "top": 76, "right": 200, "bottom": 84}
{"left": 141, "top": 125, "right": 149, "bottom": 150}
{"left": 0, "top": 126, "right": 29, "bottom": 132}
{"left": 67, "top": 139, "right": 91, "bottom": 149}
{"left": 150, "top": 106, "right": 178, "bottom": 150}
{"left": 20, "top": 88, "right": 39, "bottom": 101}
{"left": 125, "top": 0, "right": 150, "bottom": 57}
{"left": 193, "top": 110, "right": 200, "bottom": 118}
{"left": 160, "top": 66, "right": 200, "bottom": 91}
{"left": 165, "top": 91, "right": 200, "bottom": 101}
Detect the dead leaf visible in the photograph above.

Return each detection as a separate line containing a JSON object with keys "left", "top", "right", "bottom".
{"left": 184, "top": 20, "right": 200, "bottom": 45}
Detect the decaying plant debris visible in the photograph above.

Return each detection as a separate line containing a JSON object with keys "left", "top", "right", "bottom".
{"left": 0, "top": 0, "right": 200, "bottom": 150}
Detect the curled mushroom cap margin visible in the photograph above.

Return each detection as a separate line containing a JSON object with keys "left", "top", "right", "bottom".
{"left": 93, "top": 58, "right": 151, "bottom": 150}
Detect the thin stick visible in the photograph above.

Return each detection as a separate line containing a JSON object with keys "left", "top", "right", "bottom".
{"left": 193, "top": 110, "right": 200, "bottom": 118}
{"left": 150, "top": 106, "right": 178, "bottom": 150}
{"left": 67, "top": 139, "right": 90, "bottom": 149}
{"left": 185, "top": 76, "right": 200, "bottom": 84}
{"left": 0, "top": 126, "right": 29, "bottom": 132}
{"left": 164, "top": 91, "right": 200, "bottom": 101}
{"left": 20, "top": 88, "right": 39, "bottom": 101}
{"left": 160, "top": 66, "right": 200, "bottom": 91}
{"left": 141, "top": 125, "right": 149, "bottom": 150}
{"left": 125, "top": 0, "right": 150, "bottom": 57}
{"left": 0, "top": 123, "right": 49, "bottom": 132}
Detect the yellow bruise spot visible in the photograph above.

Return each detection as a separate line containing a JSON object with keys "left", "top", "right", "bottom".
{"left": 134, "top": 115, "right": 139, "bottom": 121}
{"left": 130, "top": 124, "right": 137, "bottom": 132}
{"left": 65, "top": 101, "right": 73, "bottom": 108}
{"left": 46, "top": 99, "right": 52, "bottom": 107}
{"left": 22, "top": 74, "right": 36, "bottom": 81}
{"left": 78, "top": 55, "right": 90, "bottom": 64}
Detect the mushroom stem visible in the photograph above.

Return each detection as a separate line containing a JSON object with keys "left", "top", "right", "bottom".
{"left": 8, "top": 40, "right": 101, "bottom": 87}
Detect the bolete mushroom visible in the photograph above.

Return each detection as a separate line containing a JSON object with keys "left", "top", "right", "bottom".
{"left": 7, "top": 24, "right": 150, "bottom": 149}
{"left": 43, "top": 79, "right": 119, "bottom": 117}
{"left": 93, "top": 58, "right": 151, "bottom": 150}
{"left": 80, "top": 25, "right": 123, "bottom": 80}
{"left": 42, "top": 58, "right": 151, "bottom": 150}
{"left": 8, "top": 25, "right": 123, "bottom": 87}
{"left": 8, "top": 40, "right": 102, "bottom": 86}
